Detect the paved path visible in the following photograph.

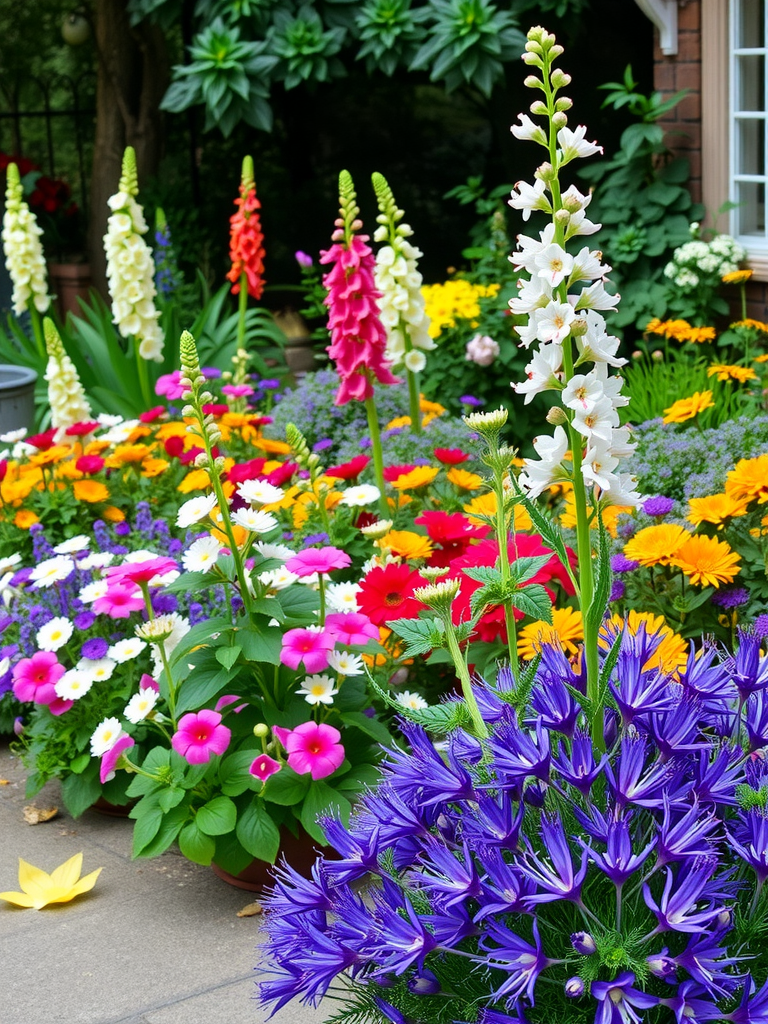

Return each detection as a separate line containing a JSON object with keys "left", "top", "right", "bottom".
{"left": 0, "top": 740, "right": 327, "bottom": 1024}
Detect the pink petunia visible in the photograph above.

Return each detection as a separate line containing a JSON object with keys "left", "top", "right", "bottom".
{"left": 100, "top": 734, "right": 135, "bottom": 784}
{"left": 155, "top": 371, "right": 185, "bottom": 400}
{"left": 324, "top": 612, "right": 379, "bottom": 647}
{"left": 12, "top": 652, "right": 66, "bottom": 705}
{"left": 171, "top": 710, "right": 231, "bottom": 765}
{"left": 282, "top": 722, "right": 345, "bottom": 780}
{"left": 92, "top": 582, "right": 146, "bottom": 619}
{"left": 222, "top": 384, "right": 254, "bottom": 398}
{"left": 285, "top": 546, "right": 352, "bottom": 578}
{"left": 139, "top": 673, "right": 160, "bottom": 693}
{"left": 249, "top": 754, "right": 282, "bottom": 782}
{"left": 105, "top": 557, "right": 178, "bottom": 587}
{"left": 280, "top": 627, "right": 335, "bottom": 674}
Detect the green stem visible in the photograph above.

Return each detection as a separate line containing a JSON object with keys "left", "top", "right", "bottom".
{"left": 29, "top": 307, "right": 45, "bottom": 359}
{"left": 135, "top": 342, "right": 152, "bottom": 411}
{"left": 406, "top": 367, "right": 422, "bottom": 434}
{"left": 237, "top": 272, "right": 248, "bottom": 352}
{"left": 443, "top": 618, "right": 488, "bottom": 739}
{"left": 364, "top": 393, "right": 389, "bottom": 520}
{"left": 318, "top": 574, "right": 327, "bottom": 626}
{"left": 493, "top": 470, "right": 519, "bottom": 682}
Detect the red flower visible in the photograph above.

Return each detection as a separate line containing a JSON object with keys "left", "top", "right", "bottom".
{"left": 434, "top": 448, "right": 471, "bottom": 465}
{"left": 65, "top": 421, "right": 100, "bottom": 437}
{"left": 139, "top": 406, "right": 166, "bottom": 424}
{"left": 75, "top": 455, "right": 105, "bottom": 475}
{"left": 325, "top": 454, "right": 371, "bottom": 480}
{"left": 357, "top": 563, "right": 426, "bottom": 626}
{"left": 0, "top": 460, "right": 7, "bottom": 482}
{"left": 226, "top": 180, "right": 266, "bottom": 300}
{"left": 267, "top": 462, "right": 298, "bottom": 487}
{"left": 27, "top": 428, "right": 58, "bottom": 450}
{"left": 226, "top": 458, "right": 267, "bottom": 484}
{"left": 164, "top": 436, "right": 184, "bottom": 459}
{"left": 202, "top": 404, "right": 229, "bottom": 417}
{"left": 415, "top": 511, "right": 489, "bottom": 567}
{"left": 383, "top": 464, "right": 416, "bottom": 482}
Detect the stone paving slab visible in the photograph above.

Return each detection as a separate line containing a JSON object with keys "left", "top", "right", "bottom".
{"left": 0, "top": 740, "right": 326, "bottom": 1024}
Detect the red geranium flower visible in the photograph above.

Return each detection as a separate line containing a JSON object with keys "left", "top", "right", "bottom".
{"left": 226, "top": 458, "right": 267, "bottom": 484}
{"left": 27, "top": 428, "right": 58, "bottom": 451}
{"left": 202, "top": 404, "right": 229, "bottom": 417}
{"left": 382, "top": 464, "right": 416, "bottom": 482}
{"left": 415, "top": 511, "right": 489, "bottom": 568}
{"left": 75, "top": 455, "right": 105, "bottom": 475}
{"left": 325, "top": 454, "right": 371, "bottom": 480}
{"left": 357, "top": 563, "right": 426, "bottom": 626}
{"left": 164, "top": 436, "right": 184, "bottom": 459}
{"left": 434, "top": 448, "right": 471, "bottom": 465}
{"left": 65, "top": 421, "right": 100, "bottom": 437}
{"left": 267, "top": 462, "right": 298, "bottom": 487}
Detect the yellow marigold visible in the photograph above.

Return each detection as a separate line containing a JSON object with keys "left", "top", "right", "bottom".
{"left": 102, "top": 505, "right": 125, "bottom": 522}
{"left": 684, "top": 326, "right": 717, "bottom": 344}
{"left": 211, "top": 522, "right": 246, "bottom": 549}
{"left": 419, "top": 397, "right": 446, "bottom": 416}
{"left": 390, "top": 466, "right": 440, "bottom": 490}
{"left": 722, "top": 269, "right": 753, "bottom": 284}
{"left": 603, "top": 610, "right": 688, "bottom": 676}
{"left": 733, "top": 318, "right": 768, "bottom": 334}
{"left": 707, "top": 363, "right": 758, "bottom": 383}
{"left": 385, "top": 415, "right": 412, "bottom": 430}
{"left": 421, "top": 280, "right": 500, "bottom": 337}
{"left": 55, "top": 461, "right": 84, "bottom": 481}
{"left": 726, "top": 454, "right": 768, "bottom": 505}
{"left": 1, "top": 477, "right": 38, "bottom": 503}
{"left": 662, "top": 390, "right": 715, "bottom": 424}
{"left": 755, "top": 354, "right": 768, "bottom": 364}
{"left": 292, "top": 502, "right": 309, "bottom": 529}
{"left": 27, "top": 445, "right": 71, "bottom": 468}
{"left": 125, "top": 424, "right": 152, "bottom": 443}
{"left": 381, "top": 530, "right": 433, "bottom": 561}
{"left": 220, "top": 412, "right": 251, "bottom": 428}
{"left": 263, "top": 484, "right": 300, "bottom": 511}
{"left": 644, "top": 318, "right": 695, "bottom": 342}
{"left": 687, "top": 492, "right": 749, "bottom": 527}
{"left": 623, "top": 523, "right": 690, "bottom": 567}
{"left": 517, "top": 606, "right": 583, "bottom": 660}
{"left": 105, "top": 444, "right": 152, "bottom": 467}
{"left": 14, "top": 509, "right": 38, "bottom": 529}
{"left": 155, "top": 422, "right": 190, "bottom": 442}
{"left": 446, "top": 468, "right": 484, "bottom": 490}
{"left": 177, "top": 468, "right": 211, "bottom": 493}
{"left": 83, "top": 439, "right": 112, "bottom": 455}
{"left": 73, "top": 479, "right": 109, "bottom": 503}
{"left": 255, "top": 438, "right": 292, "bottom": 456}
{"left": 672, "top": 534, "right": 741, "bottom": 588}
{"left": 140, "top": 458, "right": 169, "bottom": 479}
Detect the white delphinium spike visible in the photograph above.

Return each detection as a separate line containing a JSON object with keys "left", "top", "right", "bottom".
{"left": 43, "top": 318, "right": 92, "bottom": 431}
{"left": 103, "top": 147, "right": 163, "bottom": 362}
{"left": 2, "top": 162, "right": 51, "bottom": 316}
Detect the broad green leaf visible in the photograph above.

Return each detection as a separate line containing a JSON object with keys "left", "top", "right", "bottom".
{"left": 218, "top": 750, "right": 259, "bottom": 797}
{"left": 216, "top": 645, "right": 242, "bottom": 671}
{"left": 235, "top": 800, "right": 281, "bottom": 862}
{"left": 509, "top": 584, "right": 553, "bottom": 623}
{"left": 262, "top": 767, "right": 310, "bottom": 806}
{"left": 196, "top": 795, "right": 237, "bottom": 836}
{"left": 179, "top": 820, "right": 216, "bottom": 865}
{"left": 299, "top": 782, "right": 352, "bottom": 844}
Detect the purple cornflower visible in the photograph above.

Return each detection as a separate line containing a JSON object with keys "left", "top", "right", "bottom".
{"left": 81, "top": 637, "right": 109, "bottom": 661}
{"left": 643, "top": 495, "right": 675, "bottom": 517}
{"left": 712, "top": 587, "right": 750, "bottom": 609}
{"left": 303, "top": 532, "right": 330, "bottom": 546}
{"left": 611, "top": 555, "right": 639, "bottom": 575}
{"left": 643, "top": 858, "right": 726, "bottom": 934}
{"left": 460, "top": 394, "right": 484, "bottom": 406}
{"left": 312, "top": 439, "right": 334, "bottom": 453}
{"left": 519, "top": 814, "right": 588, "bottom": 905}
{"left": 481, "top": 919, "right": 551, "bottom": 1003}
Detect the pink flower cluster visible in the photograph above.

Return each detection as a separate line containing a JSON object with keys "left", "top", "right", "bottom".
{"left": 273, "top": 722, "right": 344, "bottom": 780}
{"left": 320, "top": 233, "right": 398, "bottom": 405}
{"left": 12, "top": 651, "right": 71, "bottom": 715}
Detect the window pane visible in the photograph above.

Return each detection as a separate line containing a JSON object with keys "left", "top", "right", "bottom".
{"left": 738, "top": 54, "right": 765, "bottom": 109}
{"left": 737, "top": 117, "right": 766, "bottom": 175}
{"left": 737, "top": 0, "right": 765, "bottom": 48}
{"left": 736, "top": 181, "right": 765, "bottom": 236}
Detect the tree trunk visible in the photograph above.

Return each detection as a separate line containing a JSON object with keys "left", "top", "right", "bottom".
{"left": 87, "top": 0, "right": 169, "bottom": 297}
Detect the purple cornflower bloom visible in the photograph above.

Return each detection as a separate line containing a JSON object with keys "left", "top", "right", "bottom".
{"left": 675, "top": 929, "right": 741, "bottom": 997}
{"left": 660, "top": 980, "right": 722, "bottom": 1024}
{"left": 605, "top": 732, "right": 679, "bottom": 809}
{"left": 460, "top": 394, "right": 484, "bottom": 406}
{"left": 592, "top": 972, "right": 659, "bottom": 1024}
{"left": 312, "top": 439, "right": 333, "bottom": 453}
{"left": 643, "top": 495, "right": 675, "bottom": 517}
{"left": 370, "top": 889, "right": 438, "bottom": 977}
{"left": 476, "top": 849, "right": 536, "bottom": 919}
{"left": 529, "top": 673, "right": 578, "bottom": 736}
{"left": 690, "top": 745, "right": 744, "bottom": 807}
{"left": 303, "top": 532, "right": 330, "bottom": 546}
{"left": 319, "top": 816, "right": 382, "bottom": 884}
{"left": 726, "top": 975, "right": 768, "bottom": 1024}
{"left": 81, "top": 637, "right": 109, "bottom": 661}
{"left": 580, "top": 819, "right": 655, "bottom": 885}
{"left": 728, "top": 629, "right": 768, "bottom": 701}
{"left": 407, "top": 968, "right": 440, "bottom": 995}
{"left": 745, "top": 691, "right": 768, "bottom": 750}
{"left": 481, "top": 918, "right": 550, "bottom": 1003}
{"left": 657, "top": 798, "right": 721, "bottom": 865}
{"left": 611, "top": 554, "right": 639, "bottom": 573}
{"left": 648, "top": 694, "right": 702, "bottom": 761}
{"left": 712, "top": 587, "right": 750, "bottom": 609}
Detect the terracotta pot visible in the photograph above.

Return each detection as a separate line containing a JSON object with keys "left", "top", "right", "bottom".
{"left": 211, "top": 827, "right": 324, "bottom": 892}
{"left": 48, "top": 261, "right": 92, "bottom": 319}
{"left": 90, "top": 796, "right": 134, "bottom": 817}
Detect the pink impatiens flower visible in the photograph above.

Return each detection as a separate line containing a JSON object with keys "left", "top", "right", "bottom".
{"left": 280, "top": 722, "right": 345, "bottom": 780}
{"left": 12, "top": 651, "right": 66, "bottom": 707}
{"left": 324, "top": 612, "right": 379, "bottom": 647}
{"left": 280, "top": 627, "right": 335, "bottom": 674}
{"left": 100, "top": 734, "right": 135, "bottom": 784}
{"left": 285, "top": 546, "right": 352, "bottom": 577}
{"left": 171, "top": 710, "right": 231, "bottom": 764}
{"left": 92, "top": 582, "right": 146, "bottom": 619}
{"left": 249, "top": 753, "right": 281, "bottom": 782}
{"left": 105, "top": 556, "right": 178, "bottom": 587}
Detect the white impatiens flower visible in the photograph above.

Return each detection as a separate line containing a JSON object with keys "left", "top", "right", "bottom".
{"left": 124, "top": 686, "right": 159, "bottom": 724}
{"left": 396, "top": 690, "right": 429, "bottom": 710}
{"left": 55, "top": 669, "right": 94, "bottom": 701}
{"left": 43, "top": 319, "right": 92, "bottom": 431}
{"left": 103, "top": 146, "right": 163, "bottom": 362}
{"left": 2, "top": 162, "right": 51, "bottom": 316}
{"left": 90, "top": 717, "right": 124, "bottom": 756}
{"left": 36, "top": 617, "right": 74, "bottom": 653}
{"left": 341, "top": 485, "right": 381, "bottom": 508}
{"left": 107, "top": 637, "right": 147, "bottom": 663}
{"left": 182, "top": 535, "right": 222, "bottom": 573}
{"left": 230, "top": 508, "right": 278, "bottom": 534}
{"left": 297, "top": 674, "right": 339, "bottom": 706}
{"left": 29, "top": 555, "right": 75, "bottom": 590}
{"left": 176, "top": 493, "right": 217, "bottom": 529}
{"left": 327, "top": 648, "right": 365, "bottom": 676}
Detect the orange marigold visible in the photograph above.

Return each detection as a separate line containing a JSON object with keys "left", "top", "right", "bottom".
{"left": 623, "top": 523, "right": 690, "bottom": 567}
{"left": 381, "top": 530, "right": 433, "bottom": 560}
{"left": 446, "top": 468, "right": 484, "bottom": 491}
{"left": 687, "top": 492, "right": 749, "bottom": 527}
{"left": 73, "top": 480, "right": 109, "bottom": 503}
{"left": 13, "top": 509, "right": 39, "bottom": 529}
{"left": 390, "top": 466, "right": 440, "bottom": 491}
{"left": 672, "top": 534, "right": 741, "bottom": 588}
{"left": 723, "top": 269, "right": 753, "bottom": 284}
{"left": 725, "top": 454, "right": 768, "bottom": 505}
{"left": 707, "top": 363, "right": 757, "bottom": 383}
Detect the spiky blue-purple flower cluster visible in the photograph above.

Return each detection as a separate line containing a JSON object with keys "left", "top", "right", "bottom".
{"left": 258, "top": 626, "right": 768, "bottom": 1024}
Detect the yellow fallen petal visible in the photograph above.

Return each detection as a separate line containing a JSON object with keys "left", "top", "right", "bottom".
{"left": 17, "top": 859, "right": 52, "bottom": 901}
{"left": 64, "top": 868, "right": 102, "bottom": 901}
{"left": 49, "top": 852, "right": 84, "bottom": 891}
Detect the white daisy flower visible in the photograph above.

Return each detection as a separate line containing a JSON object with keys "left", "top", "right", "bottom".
{"left": 77, "top": 657, "right": 116, "bottom": 683}
{"left": 53, "top": 535, "right": 91, "bottom": 555}
{"left": 0, "top": 553, "right": 22, "bottom": 574}
{"left": 327, "top": 649, "right": 365, "bottom": 677}
{"left": 297, "top": 674, "right": 339, "bottom": 706}
{"left": 76, "top": 552, "right": 115, "bottom": 571}
{"left": 12, "top": 441, "right": 36, "bottom": 459}
{"left": 182, "top": 535, "right": 222, "bottom": 573}
{"left": 176, "top": 493, "right": 217, "bottom": 529}
{"left": 341, "top": 485, "right": 381, "bottom": 507}
{"left": 396, "top": 690, "right": 428, "bottom": 710}
{"left": 230, "top": 508, "right": 279, "bottom": 534}
{"left": 96, "top": 413, "right": 124, "bottom": 427}
{"left": 236, "top": 479, "right": 285, "bottom": 506}
{"left": 259, "top": 566, "right": 299, "bottom": 591}
{"left": 0, "top": 428, "right": 26, "bottom": 443}
{"left": 55, "top": 669, "right": 94, "bottom": 701}
{"left": 108, "top": 637, "right": 147, "bottom": 663}
{"left": 36, "top": 616, "right": 74, "bottom": 652}
{"left": 124, "top": 686, "right": 159, "bottom": 724}
{"left": 253, "top": 541, "right": 294, "bottom": 563}
{"left": 79, "top": 580, "right": 109, "bottom": 604}
{"left": 325, "top": 581, "right": 361, "bottom": 613}
{"left": 90, "top": 717, "right": 124, "bottom": 756}
{"left": 29, "top": 555, "right": 75, "bottom": 589}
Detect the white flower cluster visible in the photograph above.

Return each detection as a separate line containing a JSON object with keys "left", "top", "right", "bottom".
{"left": 103, "top": 148, "right": 163, "bottom": 362}
{"left": 508, "top": 48, "right": 639, "bottom": 508}
{"left": 44, "top": 319, "right": 92, "bottom": 431}
{"left": 663, "top": 229, "right": 746, "bottom": 292}
{"left": 373, "top": 221, "right": 435, "bottom": 373}
{"left": 2, "top": 163, "right": 51, "bottom": 316}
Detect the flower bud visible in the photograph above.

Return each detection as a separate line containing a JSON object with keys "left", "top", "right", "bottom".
{"left": 522, "top": 54, "right": 543, "bottom": 68}
{"left": 408, "top": 969, "right": 440, "bottom": 995}
{"left": 552, "top": 111, "right": 568, "bottom": 129}
{"left": 13, "top": 716, "right": 24, "bottom": 736}
{"left": 253, "top": 723, "right": 269, "bottom": 738}
{"left": 546, "top": 406, "right": 568, "bottom": 425}
{"left": 529, "top": 99, "right": 548, "bottom": 115}
{"left": 525, "top": 38, "right": 543, "bottom": 54}
{"left": 631, "top": 350, "right": 643, "bottom": 361}
{"left": 551, "top": 69, "right": 572, "bottom": 88}
{"left": 571, "top": 932, "right": 597, "bottom": 955}
{"left": 555, "top": 97, "right": 573, "bottom": 111}
{"left": 652, "top": 349, "right": 664, "bottom": 362}
{"left": 389, "top": 667, "right": 409, "bottom": 687}
{"left": 570, "top": 318, "right": 588, "bottom": 337}
{"left": 565, "top": 977, "right": 585, "bottom": 998}
{"left": 194, "top": 452, "right": 210, "bottom": 469}
{"left": 717, "top": 909, "right": 732, "bottom": 928}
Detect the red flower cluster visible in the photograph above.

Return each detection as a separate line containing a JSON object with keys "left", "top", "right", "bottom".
{"left": 325, "top": 454, "right": 371, "bottom": 480}
{"left": 226, "top": 183, "right": 266, "bottom": 300}
{"left": 357, "top": 563, "right": 426, "bottom": 626}
{"left": 0, "top": 153, "right": 77, "bottom": 219}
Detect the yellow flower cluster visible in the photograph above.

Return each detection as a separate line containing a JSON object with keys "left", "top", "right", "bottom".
{"left": 623, "top": 520, "right": 742, "bottom": 589}
{"left": 421, "top": 280, "right": 500, "bottom": 338}
{"left": 707, "top": 363, "right": 758, "bottom": 383}
{"left": 662, "top": 390, "right": 714, "bottom": 424}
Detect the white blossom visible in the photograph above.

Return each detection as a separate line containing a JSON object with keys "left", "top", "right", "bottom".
{"left": 43, "top": 319, "right": 92, "bottom": 431}
{"left": 2, "top": 162, "right": 50, "bottom": 315}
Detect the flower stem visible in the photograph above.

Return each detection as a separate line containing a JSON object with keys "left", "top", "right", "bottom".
{"left": 135, "top": 341, "right": 152, "bottom": 411}
{"left": 364, "top": 393, "right": 389, "bottom": 520}
{"left": 237, "top": 273, "right": 248, "bottom": 352}
{"left": 29, "top": 307, "right": 45, "bottom": 359}
{"left": 406, "top": 366, "right": 422, "bottom": 434}
{"left": 492, "top": 468, "right": 519, "bottom": 682}
{"left": 442, "top": 617, "right": 488, "bottom": 739}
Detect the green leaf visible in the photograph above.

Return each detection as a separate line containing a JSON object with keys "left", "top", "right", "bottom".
{"left": 131, "top": 796, "right": 164, "bottom": 857}
{"left": 61, "top": 766, "right": 102, "bottom": 818}
{"left": 216, "top": 645, "right": 242, "bottom": 671}
{"left": 158, "top": 787, "right": 186, "bottom": 813}
{"left": 299, "top": 782, "right": 352, "bottom": 844}
{"left": 169, "top": 616, "right": 233, "bottom": 666}
{"left": 235, "top": 800, "right": 281, "bottom": 862}
{"left": 139, "top": 804, "right": 189, "bottom": 858}
{"left": 509, "top": 584, "right": 552, "bottom": 622}
{"left": 339, "top": 711, "right": 393, "bottom": 745}
{"left": 370, "top": 677, "right": 472, "bottom": 733}
{"left": 236, "top": 624, "right": 284, "bottom": 666}
{"left": 508, "top": 554, "right": 555, "bottom": 586}
{"left": 179, "top": 820, "right": 216, "bottom": 865}
{"left": 218, "top": 750, "right": 259, "bottom": 796}
{"left": 196, "top": 795, "right": 237, "bottom": 836}
{"left": 387, "top": 616, "right": 444, "bottom": 657}
{"left": 261, "top": 767, "right": 310, "bottom": 806}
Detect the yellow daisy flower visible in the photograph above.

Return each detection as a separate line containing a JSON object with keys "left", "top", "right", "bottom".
{"left": 105, "top": 444, "right": 152, "bottom": 467}
{"left": 672, "top": 534, "right": 741, "bottom": 588}
{"left": 662, "top": 390, "right": 715, "bottom": 424}
{"left": 687, "top": 492, "right": 749, "bottom": 527}
{"left": 73, "top": 480, "right": 109, "bottom": 503}
{"left": 177, "top": 469, "right": 211, "bottom": 493}
{"left": 102, "top": 506, "right": 125, "bottom": 522}
{"left": 734, "top": 318, "right": 768, "bottom": 333}
{"left": 446, "top": 468, "right": 484, "bottom": 491}
{"left": 722, "top": 269, "right": 753, "bottom": 284}
{"left": 390, "top": 466, "right": 440, "bottom": 490}
{"left": 381, "top": 530, "right": 433, "bottom": 561}
{"left": 385, "top": 415, "right": 412, "bottom": 430}
{"left": 517, "top": 606, "right": 583, "bottom": 660}
{"left": 602, "top": 610, "right": 688, "bottom": 676}
{"left": 140, "top": 458, "right": 170, "bottom": 478}
{"left": 707, "top": 363, "right": 757, "bottom": 383}
{"left": 726, "top": 454, "right": 768, "bottom": 505}
{"left": 623, "top": 524, "right": 690, "bottom": 567}
{"left": 13, "top": 509, "right": 39, "bottom": 529}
